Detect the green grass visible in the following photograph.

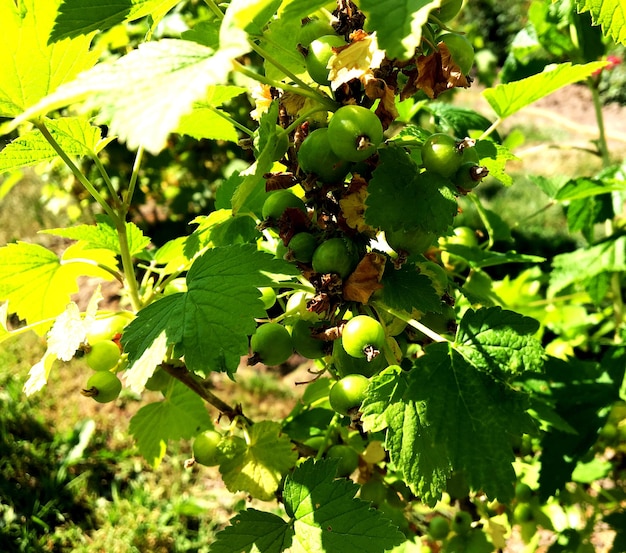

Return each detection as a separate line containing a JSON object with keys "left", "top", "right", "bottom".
{"left": 0, "top": 335, "right": 234, "bottom": 552}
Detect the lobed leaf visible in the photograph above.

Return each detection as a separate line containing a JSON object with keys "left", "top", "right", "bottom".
{"left": 121, "top": 245, "right": 297, "bottom": 377}
{"left": 219, "top": 421, "right": 298, "bottom": 501}
{"left": 5, "top": 38, "right": 248, "bottom": 154}
{"left": 548, "top": 236, "right": 626, "bottom": 296}
{"left": 129, "top": 380, "right": 213, "bottom": 468}
{"left": 408, "top": 343, "right": 534, "bottom": 502}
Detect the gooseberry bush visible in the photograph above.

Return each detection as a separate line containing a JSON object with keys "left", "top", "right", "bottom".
{"left": 1, "top": 0, "right": 626, "bottom": 551}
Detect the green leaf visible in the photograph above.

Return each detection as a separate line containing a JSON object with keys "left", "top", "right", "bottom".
{"left": 0, "top": 117, "right": 106, "bottom": 173}
{"left": 176, "top": 86, "right": 247, "bottom": 142}
{"left": 442, "top": 244, "right": 545, "bottom": 269}
{"left": 49, "top": 0, "right": 180, "bottom": 42}
{"left": 226, "top": 0, "right": 283, "bottom": 36}
{"left": 443, "top": 530, "right": 495, "bottom": 553}
{"left": 576, "top": 0, "right": 626, "bottom": 45}
{"left": 5, "top": 38, "right": 248, "bottom": 154}
{"left": 377, "top": 263, "right": 442, "bottom": 315}
{"left": 283, "top": 458, "right": 405, "bottom": 552}
{"left": 129, "top": 380, "right": 213, "bottom": 468}
{"left": 531, "top": 351, "right": 625, "bottom": 498}
{"left": 361, "top": 367, "right": 451, "bottom": 504}
{"left": 231, "top": 102, "right": 282, "bottom": 216}
{"left": 279, "top": 0, "right": 329, "bottom": 19}
{"left": 553, "top": 176, "right": 626, "bottom": 201}
{"left": 0, "top": 0, "right": 98, "bottom": 118}
{"left": 548, "top": 236, "right": 626, "bottom": 296}
{"left": 209, "top": 509, "right": 293, "bottom": 553}
{"left": 0, "top": 242, "right": 117, "bottom": 329}
{"left": 482, "top": 62, "right": 608, "bottom": 119}
{"left": 454, "top": 306, "right": 545, "bottom": 380}
{"left": 365, "top": 147, "right": 458, "bottom": 235}
{"left": 361, "top": 0, "right": 436, "bottom": 61}
{"left": 428, "top": 103, "right": 501, "bottom": 142}
{"left": 260, "top": 14, "right": 308, "bottom": 83}
{"left": 43, "top": 216, "right": 150, "bottom": 257}
{"left": 475, "top": 141, "right": 517, "bottom": 186}
{"left": 121, "top": 245, "right": 297, "bottom": 377}
{"left": 219, "top": 421, "right": 298, "bottom": 501}
{"left": 408, "top": 343, "right": 533, "bottom": 502}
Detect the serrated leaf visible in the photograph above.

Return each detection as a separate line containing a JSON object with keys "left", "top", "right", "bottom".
{"left": 576, "top": 0, "right": 626, "bottom": 45}
{"left": 121, "top": 245, "right": 297, "bottom": 377}
{"left": 209, "top": 509, "right": 293, "bottom": 553}
{"left": 0, "top": 0, "right": 97, "bottom": 118}
{"left": 220, "top": 421, "right": 297, "bottom": 501}
{"left": 454, "top": 307, "right": 545, "bottom": 379}
{"left": 408, "top": 343, "right": 533, "bottom": 502}
{"left": 548, "top": 236, "right": 626, "bottom": 296}
{"left": 365, "top": 147, "right": 458, "bottom": 234}
{"left": 0, "top": 242, "right": 117, "bottom": 329}
{"left": 284, "top": 458, "right": 405, "bottom": 552}
{"left": 43, "top": 216, "right": 150, "bottom": 257}
{"left": 377, "top": 264, "right": 442, "bottom": 315}
{"left": 0, "top": 117, "right": 104, "bottom": 173}
{"left": 365, "top": 369, "right": 451, "bottom": 505}
{"left": 361, "top": 0, "right": 438, "bottom": 61}
{"left": 129, "top": 379, "right": 213, "bottom": 468}
{"left": 482, "top": 62, "right": 608, "bottom": 119}
{"left": 49, "top": 0, "right": 179, "bottom": 42}
{"left": 6, "top": 38, "right": 248, "bottom": 154}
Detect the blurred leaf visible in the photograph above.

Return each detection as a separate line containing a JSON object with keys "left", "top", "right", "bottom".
{"left": 5, "top": 38, "right": 248, "bottom": 154}
{"left": 576, "top": 0, "right": 626, "bottom": 46}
